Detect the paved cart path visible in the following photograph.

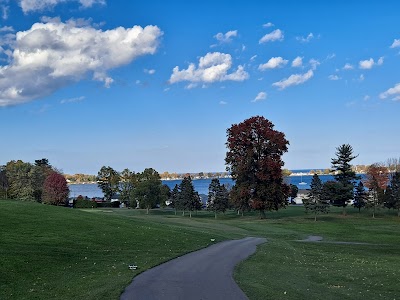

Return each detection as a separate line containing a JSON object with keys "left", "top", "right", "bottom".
{"left": 120, "top": 237, "right": 266, "bottom": 300}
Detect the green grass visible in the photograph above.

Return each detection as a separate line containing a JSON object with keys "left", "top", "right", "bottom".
{"left": 1, "top": 201, "right": 399, "bottom": 300}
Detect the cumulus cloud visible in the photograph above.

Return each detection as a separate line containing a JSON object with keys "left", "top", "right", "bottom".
{"left": 250, "top": 55, "right": 257, "bottom": 61}
{"left": 259, "top": 29, "right": 284, "bottom": 44}
{"left": 213, "top": 30, "right": 237, "bottom": 44}
{"left": 18, "top": 0, "right": 105, "bottom": 13}
{"left": 328, "top": 74, "right": 340, "bottom": 80}
{"left": 1, "top": 3, "right": 9, "bottom": 20}
{"left": 296, "top": 33, "right": 314, "bottom": 43}
{"left": 379, "top": 83, "right": 400, "bottom": 100}
{"left": 291, "top": 56, "right": 303, "bottom": 67}
{"left": 252, "top": 92, "right": 267, "bottom": 102}
{"left": 272, "top": 70, "right": 313, "bottom": 90}
{"left": 0, "top": 18, "right": 162, "bottom": 107}
{"left": 359, "top": 57, "right": 384, "bottom": 69}
{"left": 169, "top": 52, "right": 249, "bottom": 85}
{"left": 343, "top": 63, "right": 354, "bottom": 70}
{"left": 258, "top": 56, "right": 288, "bottom": 70}
{"left": 309, "top": 59, "right": 320, "bottom": 70}
{"left": 390, "top": 39, "right": 400, "bottom": 48}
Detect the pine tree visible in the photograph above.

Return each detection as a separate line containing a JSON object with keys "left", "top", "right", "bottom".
{"left": 331, "top": 144, "right": 359, "bottom": 215}
{"left": 386, "top": 171, "right": 400, "bottom": 217}
{"left": 353, "top": 181, "right": 367, "bottom": 212}
{"left": 207, "top": 178, "right": 229, "bottom": 218}
{"left": 179, "top": 176, "right": 197, "bottom": 218}
{"left": 304, "top": 174, "right": 329, "bottom": 221}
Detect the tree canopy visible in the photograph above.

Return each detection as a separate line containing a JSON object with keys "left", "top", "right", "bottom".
{"left": 225, "top": 116, "right": 289, "bottom": 218}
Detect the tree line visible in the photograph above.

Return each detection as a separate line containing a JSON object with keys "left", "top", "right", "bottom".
{"left": 304, "top": 145, "right": 400, "bottom": 220}
{"left": 0, "top": 159, "right": 69, "bottom": 205}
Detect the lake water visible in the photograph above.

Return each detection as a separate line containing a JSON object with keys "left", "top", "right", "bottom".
{"left": 69, "top": 175, "right": 353, "bottom": 198}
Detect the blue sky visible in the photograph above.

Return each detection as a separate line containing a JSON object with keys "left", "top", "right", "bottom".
{"left": 1, "top": 0, "right": 400, "bottom": 174}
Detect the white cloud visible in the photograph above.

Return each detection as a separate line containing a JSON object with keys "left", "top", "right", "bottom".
{"left": 291, "top": 56, "right": 303, "bottom": 67}
{"left": 343, "top": 63, "right": 354, "bottom": 70}
{"left": 309, "top": 59, "right": 320, "bottom": 70}
{"left": 0, "top": 26, "right": 13, "bottom": 32}
{"left": 214, "top": 30, "right": 237, "bottom": 43}
{"left": 359, "top": 74, "right": 365, "bottom": 81}
{"left": 252, "top": 91, "right": 267, "bottom": 102}
{"left": 380, "top": 83, "right": 400, "bottom": 100}
{"left": 185, "top": 83, "right": 198, "bottom": 89}
{"left": 359, "top": 57, "right": 384, "bottom": 69}
{"left": 328, "top": 74, "right": 340, "bottom": 80}
{"left": 169, "top": 52, "right": 249, "bottom": 85}
{"left": 219, "top": 100, "right": 227, "bottom": 105}
{"left": 259, "top": 29, "right": 284, "bottom": 44}
{"left": 258, "top": 57, "right": 288, "bottom": 70}
{"left": 0, "top": 19, "right": 162, "bottom": 106}
{"left": 363, "top": 95, "right": 370, "bottom": 101}
{"left": 263, "top": 22, "right": 274, "bottom": 28}
{"left": 272, "top": 69, "right": 313, "bottom": 90}
{"left": 390, "top": 39, "right": 400, "bottom": 48}
{"left": 60, "top": 95, "right": 85, "bottom": 104}
{"left": 1, "top": 3, "right": 9, "bottom": 20}
{"left": 18, "top": 0, "right": 105, "bottom": 13}
{"left": 326, "top": 53, "right": 336, "bottom": 60}
{"left": 144, "top": 68, "right": 156, "bottom": 75}
{"left": 296, "top": 33, "right": 314, "bottom": 43}
{"left": 250, "top": 55, "right": 257, "bottom": 61}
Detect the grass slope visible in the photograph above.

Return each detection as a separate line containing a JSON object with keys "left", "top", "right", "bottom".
{"left": 1, "top": 201, "right": 399, "bottom": 300}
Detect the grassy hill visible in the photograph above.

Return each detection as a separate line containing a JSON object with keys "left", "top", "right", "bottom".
{"left": 1, "top": 200, "right": 399, "bottom": 299}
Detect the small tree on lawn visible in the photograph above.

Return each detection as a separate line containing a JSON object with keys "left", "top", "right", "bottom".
{"left": 207, "top": 178, "right": 229, "bottom": 218}
{"left": 97, "top": 166, "right": 120, "bottom": 201}
{"left": 179, "top": 176, "right": 197, "bottom": 218}
{"left": 331, "top": 144, "right": 359, "bottom": 215}
{"left": 289, "top": 184, "right": 298, "bottom": 204}
{"left": 365, "top": 163, "right": 389, "bottom": 218}
{"left": 42, "top": 172, "right": 70, "bottom": 205}
{"left": 134, "top": 168, "right": 163, "bottom": 214}
{"left": 353, "top": 181, "right": 368, "bottom": 212}
{"left": 304, "top": 174, "right": 329, "bottom": 221}
{"left": 387, "top": 171, "right": 400, "bottom": 217}
{"left": 119, "top": 168, "right": 137, "bottom": 206}
{"left": 170, "top": 184, "right": 180, "bottom": 215}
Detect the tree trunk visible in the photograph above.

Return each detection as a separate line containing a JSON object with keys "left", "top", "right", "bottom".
{"left": 342, "top": 206, "right": 346, "bottom": 216}
{"left": 259, "top": 210, "right": 266, "bottom": 219}
{"left": 189, "top": 211, "right": 192, "bottom": 218}
{"left": 358, "top": 207, "right": 361, "bottom": 213}
{"left": 241, "top": 210, "right": 244, "bottom": 217}
{"left": 373, "top": 205, "right": 375, "bottom": 218}
{"left": 215, "top": 211, "right": 217, "bottom": 219}
{"left": 314, "top": 211, "right": 317, "bottom": 221}
{"left": 182, "top": 210, "right": 185, "bottom": 216}
{"left": 398, "top": 208, "right": 400, "bottom": 217}
{"left": 237, "top": 210, "right": 240, "bottom": 215}
{"left": 146, "top": 207, "right": 149, "bottom": 214}
{"left": 174, "top": 208, "right": 177, "bottom": 215}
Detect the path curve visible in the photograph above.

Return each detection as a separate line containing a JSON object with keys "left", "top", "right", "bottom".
{"left": 120, "top": 237, "right": 266, "bottom": 300}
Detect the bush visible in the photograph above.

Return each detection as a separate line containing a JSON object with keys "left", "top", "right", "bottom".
{"left": 97, "top": 202, "right": 112, "bottom": 208}
{"left": 75, "top": 199, "right": 97, "bottom": 208}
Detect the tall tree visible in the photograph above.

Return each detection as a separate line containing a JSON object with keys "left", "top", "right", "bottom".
{"left": 225, "top": 116, "right": 289, "bottom": 218}
{"left": 289, "top": 184, "right": 298, "bottom": 204}
{"left": 207, "top": 178, "right": 229, "bottom": 218}
{"left": 0, "top": 165, "right": 8, "bottom": 199}
{"left": 119, "top": 168, "right": 137, "bottom": 206}
{"left": 133, "top": 168, "right": 163, "bottom": 214}
{"left": 6, "top": 160, "right": 35, "bottom": 201}
{"left": 42, "top": 172, "right": 70, "bottom": 205}
{"left": 96, "top": 166, "right": 120, "bottom": 201}
{"left": 365, "top": 163, "right": 389, "bottom": 218}
{"left": 386, "top": 171, "right": 400, "bottom": 217}
{"left": 170, "top": 184, "right": 180, "bottom": 214}
{"left": 31, "top": 158, "right": 53, "bottom": 202}
{"left": 353, "top": 181, "right": 368, "bottom": 212}
{"left": 304, "top": 174, "right": 329, "bottom": 221}
{"left": 331, "top": 144, "right": 359, "bottom": 215}
{"left": 179, "top": 176, "right": 198, "bottom": 218}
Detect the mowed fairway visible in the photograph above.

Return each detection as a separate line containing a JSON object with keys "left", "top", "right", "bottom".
{"left": 1, "top": 200, "right": 399, "bottom": 300}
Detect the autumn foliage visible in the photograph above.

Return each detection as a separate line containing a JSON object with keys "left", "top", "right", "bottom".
{"left": 42, "top": 172, "right": 70, "bottom": 205}
{"left": 225, "top": 116, "right": 289, "bottom": 217}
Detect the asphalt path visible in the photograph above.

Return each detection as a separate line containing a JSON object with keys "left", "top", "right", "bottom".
{"left": 120, "top": 237, "right": 266, "bottom": 300}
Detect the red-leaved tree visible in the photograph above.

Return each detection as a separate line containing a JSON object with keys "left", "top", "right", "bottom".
{"left": 226, "top": 116, "right": 289, "bottom": 218}
{"left": 42, "top": 172, "right": 70, "bottom": 205}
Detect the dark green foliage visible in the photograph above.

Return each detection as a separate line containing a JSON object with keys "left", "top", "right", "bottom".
{"left": 133, "top": 168, "right": 163, "bottom": 213}
{"left": 207, "top": 178, "right": 229, "bottom": 218}
{"left": 178, "top": 176, "right": 200, "bottom": 217}
{"left": 96, "top": 166, "right": 120, "bottom": 201}
{"left": 5, "top": 160, "right": 35, "bottom": 201}
{"left": 384, "top": 172, "right": 400, "bottom": 216}
{"left": 304, "top": 174, "right": 329, "bottom": 220}
{"left": 353, "top": 181, "right": 367, "bottom": 212}
{"left": 0, "top": 165, "right": 8, "bottom": 199}
{"left": 365, "top": 176, "right": 384, "bottom": 218}
{"left": 75, "top": 198, "right": 97, "bottom": 208}
{"left": 330, "top": 144, "right": 359, "bottom": 213}
{"left": 225, "top": 116, "right": 290, "bottom": 218}
{"left": 289, "top": 184, "right": 298, "bottom": 203}
{"left": 170, "top": 184, "right": 180, "bottom": 211}
{"left": 119, "top": 168, "right": 137, "bottom": 205}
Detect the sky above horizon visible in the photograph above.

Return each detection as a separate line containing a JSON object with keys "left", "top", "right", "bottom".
{"left": 1, "top": 0, "right": 400, "bottom": 174}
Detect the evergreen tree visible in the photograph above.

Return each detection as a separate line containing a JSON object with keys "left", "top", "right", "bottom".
{"left": 170, "top": 184, "right": 180, "bottom": 215}
{"left": 304, "top": 174, "right": 329, "bottom": 221}
{"left": 331, "top": 144, "right": 359, "bottom": 215}
{"left": 289, "top": 184, "right": 298, "bottom": 204}
{"left": 133, "top": 168, "right": 163, "bottom": 214}
{"left": 386, "top": 171, "right": 400, "bottom": 217}
{"left": 179, "top": 176, "right": 197, "bottom": 218}
{"left": 207, "top": 178, "right": 229, "bottom": 218}
{"left": 353, "top": 181, "right": 367, "bottom": 212}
